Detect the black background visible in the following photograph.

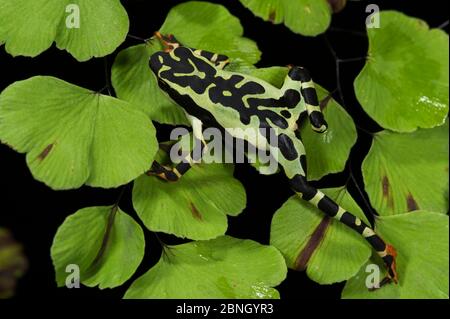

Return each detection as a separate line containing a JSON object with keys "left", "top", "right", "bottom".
{"left": 0, "top": 0, "right": 448, "bottom": 300}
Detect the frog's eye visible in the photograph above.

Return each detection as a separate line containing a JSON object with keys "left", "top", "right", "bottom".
{"left": 149, "top": 52, "right": 165, "bottom": 74}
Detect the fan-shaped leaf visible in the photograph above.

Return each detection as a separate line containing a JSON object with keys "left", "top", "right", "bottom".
{"left": 342, "top": 211, "right": 449, "bottom": 299}
{"left": 355, "top": 11, "right": 449, "bottom": 132}
{"left": 0, "top": 0, "right": 129, "bottom": 61}
{"left": 124, "top": 236, "right": 287, "bottom": 298}
{"left": 51, "top": 206, "right": 145, "bottom": 289}
{"left": 363, "top": 122, "right": 449, "bottom": 216}
{"left": 160, "top": 1, "right": 261, "bottom": 64}
{"left": 0, "top": 76, "right": 157, "bottom": 190}
{"left": 133, "top": 149, "right": 246, "bottom": 240}
{"left": 239, "top": 0, "right": 332, "bottom": 36}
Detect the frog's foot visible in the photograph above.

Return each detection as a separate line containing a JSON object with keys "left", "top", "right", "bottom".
{"left": 154, "top": 31, "right": 181, "bottom": 52}
{"left": 369, "top": 244, "right": 398, "bottom": 291}
{"left": 383, "top": 244, "right": 399, "bottom": 284}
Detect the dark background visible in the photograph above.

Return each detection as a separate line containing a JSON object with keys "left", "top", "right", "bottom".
{"left": 0, "top": 0, "right": 448, "bottom": 300}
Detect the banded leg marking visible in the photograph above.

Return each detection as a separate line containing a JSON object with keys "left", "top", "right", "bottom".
{"left": 289, "top": 174, "right": 398, "bottom": 284}
{"left": 287, "top": 66, "right": 328, "bottom": 133}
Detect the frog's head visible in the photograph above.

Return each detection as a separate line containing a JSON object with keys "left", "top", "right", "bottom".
{"left": 149, "top": 32, "right": 217, "bottom": 88}
{"left": 149, "top": 46, "right": 198, "bottom": 83}
{"left": 148, "top": 46, "right": 214, "bottom": 117}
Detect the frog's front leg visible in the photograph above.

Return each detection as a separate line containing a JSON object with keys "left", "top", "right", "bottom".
{"left": 186, "top": 114, "right": 208, "bottom": 149}
{"left": 275, "top": 131, "right": 398, "bottom": 286}
{"left": 154, "top": 31, "right": 181, "bottom": 52}
{"left": 283, "top": 66, "right": 328, "bottom": 133}
{"left": 192, "top": 49, "right": 230, "bottom": 69}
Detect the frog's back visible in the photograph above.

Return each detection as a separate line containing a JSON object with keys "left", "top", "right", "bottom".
{"left": 154, "top": 46, "right": 303, "bottom": 131}
{"left": 184, "top": 66, "right": 303, "bottom": 133}
{"left": 199, "top": 68, "right": 290, "bottom": 128}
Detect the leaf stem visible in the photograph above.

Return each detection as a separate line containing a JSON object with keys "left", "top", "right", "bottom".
{"left": 103, "top": 57, "right": 112, "bottom": 96}
{"left": 328, "top": 27, "right": 367, "bottom": 37}
{"left": 437, "top": 20, "right": 449, "bottom": 29}
{"left": 153, "top": 232, "right": 173, "bottom": 258}
{"left": 323, "top": 35, "right": 373, "bottom": 136}
{"left": 114, "top": 184, "right": 128, "bottom": 207}
{"left": 127, "top": 34, "right": 150, "bottom": 42}
{"left": 90, "top": 205, "right": 119, "bottom": 267}
{"left": 322, "top": 34, "right": 377, "bottom": 221}
{"left": 347, "top": 159, "right": 378, "bottom": 222}
{"left": 339, "top": 57, "right": 366, "bottom": 63}
{"left": 323, "top": 34, "right": 347, "bottom": 109}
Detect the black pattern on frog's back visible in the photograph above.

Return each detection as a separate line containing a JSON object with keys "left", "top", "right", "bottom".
{"left": 150, "top": 47, "right": 301, "bottom": 130}
{"left": 149, "top": 41, "right": 399, "bottom": 285}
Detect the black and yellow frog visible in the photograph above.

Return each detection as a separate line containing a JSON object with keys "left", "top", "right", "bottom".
{"left": 147, "top": 32, "right": 398, "bottom": 286}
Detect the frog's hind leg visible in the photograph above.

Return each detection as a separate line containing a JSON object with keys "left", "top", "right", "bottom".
{"left": 274, "top": 131, "right": 398, "bottom": 286}
{"left": 284, "top": 66, "right": 328, "bottom": 133}
{"left": 289, "top": 174, "right": 398, "bottom": 285}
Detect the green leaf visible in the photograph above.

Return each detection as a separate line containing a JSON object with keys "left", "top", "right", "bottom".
{"left": 51, "top": 206, "right": 145, "bottom": 289}
{"left": 132, "top": 150, "right": 246, "bottom": 240}
{"left": 160, "top": 1, "right": 261, "bottom": 65}
{"left": 363, "top": 122, "right": 449, "bottom": 216}
{"left": 124, "top": 236, "right": 287, "bottom": 299}
{"left": 0, "top": 76, "right": 157, "bottom": 190}
{"left": 355, "top": 11, "right": 449, "bottom": 132}
{"left": 245, "top": 66, "right": 287, "bottom": 87}
{"left": 0, "top": 0, "right": 129, "bottom": 61}
{"left": 270, "top": 188, "right": 372, "bottom": 284}
{"left": 342, "top": 211, "right": 449, "bottom": 299}
{"left": 236, "top": 66, "right": 356, "bottom": 180}
{"left": 239, "top": 0, "right": 332, "bottom": 36}
{"left": 111, "top": 1, "right": 260, "bottom": 125}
